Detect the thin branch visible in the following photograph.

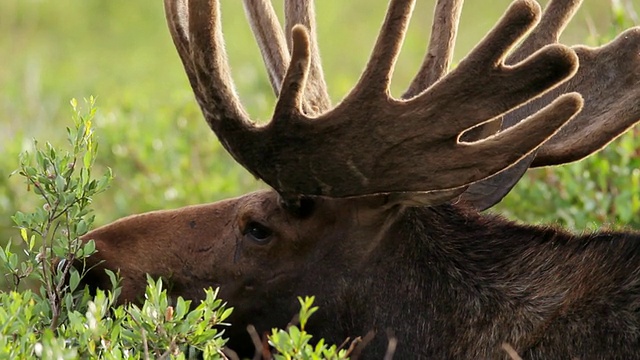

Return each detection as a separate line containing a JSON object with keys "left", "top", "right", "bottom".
{"left": 502, "top": 343, "right": 523, "bottom": 360}
{"left": 350, "top": 330, "right": 376, "bottom": 359}
{"left": 246, "top": 324, "right": 265, "bottom": 360}
{"left": 344, "top": 336, "right": 362, "bottom": 356}
{"left": 124, "top": 308, "right": 151, "bottom": 360}
{"left": 383, "top": 330, "right": 397, "bottom": 360}
{"left": 221, "top": 346, "right": 240, "bottom": 360}
{"left": 29, "top": 178, "right": 53, "bottom": 215}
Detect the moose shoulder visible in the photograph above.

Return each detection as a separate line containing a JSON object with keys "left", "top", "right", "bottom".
{"left": 80, "top": 0, "right": 640, "bottom": 358}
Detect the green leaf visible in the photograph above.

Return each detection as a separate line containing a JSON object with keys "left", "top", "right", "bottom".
{"left": 83, "top": 240, "right": 96, "bottom": 257}
{"left": 69, "top": 269, "right": 80, "bottom": 293}
{"left": 76, "top": 220, "right": 88, "bottom": 237}
{"left": 83, "top": 150, "right": 92, "bottom": 169}
{"left": 55, "top": 175, "right": 66, "bottom": 193}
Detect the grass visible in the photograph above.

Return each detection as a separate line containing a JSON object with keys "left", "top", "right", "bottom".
{"left": 1, "top": 0, "right": 639, "bottom": 245}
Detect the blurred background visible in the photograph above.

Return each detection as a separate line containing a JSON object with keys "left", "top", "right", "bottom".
{"left": 1, "top": 0, "right": 640, "bottom": 247}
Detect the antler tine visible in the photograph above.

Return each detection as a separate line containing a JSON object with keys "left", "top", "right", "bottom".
{"left": 241, "top": 0, "right": 289, "bottom": 97}
{"left": 165, "top": 0, "right": 263, "bottom": 174}
{"left": 347, "top": 0, "right": 416, "bottom": 98}
{"left": 165, "top": 0, "right": 583, "bottom": 201}
{"left": 164, "top": 0, "right": 202, "bottom": 105}
{"left": 403, "top": 0, "right": 464, "bottom": 99}
{"left": 242, "top": 0, "right": 331, "bottom": 116}
{"left": 532, "top": 27, "right": 640, "bottom": 166}
{"left": 460, "top": 0, "right": 584, "bottom": 210}
{"left": 284, "top": 0, "right": 331, "bottom": 114}
{"left": 273, "top": 26, "right": 312, "bottom": 121}
{"left": 186, "top": 0, "right": 256, "bottom": 133}
{"left": 508, "top": 0, "right": 581, "bottom": 63}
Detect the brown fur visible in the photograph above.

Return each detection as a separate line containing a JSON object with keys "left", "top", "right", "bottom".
{"left": 81, "top": 191, "right": 640, "bottom": 358}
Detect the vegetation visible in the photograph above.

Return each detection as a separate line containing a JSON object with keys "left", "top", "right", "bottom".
{"left": 1, "top": 101, "right": 231, "bottom": 358}
{"left": 0, "top": 0, "right": 638, "bottom": 358}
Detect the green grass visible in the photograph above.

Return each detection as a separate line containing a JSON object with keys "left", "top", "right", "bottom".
{"left": 1, "top": 0, "right": 639, "bottom": 245}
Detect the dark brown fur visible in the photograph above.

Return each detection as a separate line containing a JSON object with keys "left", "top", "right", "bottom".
{"left": 81, "top": 190, "right": 640, "bottom": 358}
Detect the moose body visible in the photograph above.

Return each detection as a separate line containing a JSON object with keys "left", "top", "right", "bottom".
{"left": 81, "top": 0, "right": 640, "bottom": 358}
{"left": 84, "top": 191, "right": 640, "bottom": 358}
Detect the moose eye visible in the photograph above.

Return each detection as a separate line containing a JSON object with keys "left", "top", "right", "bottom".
{"left": 243, "top": 222, "right": 273, "bottom": 244}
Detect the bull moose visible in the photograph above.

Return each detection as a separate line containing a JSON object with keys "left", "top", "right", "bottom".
{"left": 80, "top": 0, "right": 640, "bottom": 358}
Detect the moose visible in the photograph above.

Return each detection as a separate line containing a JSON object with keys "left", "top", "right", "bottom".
{"left": 80, "top": 0, "right": 640, "bottom": 358}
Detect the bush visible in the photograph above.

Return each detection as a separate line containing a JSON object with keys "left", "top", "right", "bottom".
{"left": 0, "top": 100, "right": 231, "bottom": 358}
{"left": 0, "top": 100, "right": 349, "bottom": 359}
{"left": 269, "top": 297, "right": 350, "bottom": 360}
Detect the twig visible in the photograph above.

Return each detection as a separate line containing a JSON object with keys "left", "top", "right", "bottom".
{"left": 502, "top": 343, "right": 523, "bottom": 360}
{"left": 222, "top": 347, "right": 239, "bottom": 360}
{"left": 286, "top": 313, "right": 300, "bottom": 329}
{"left": 383, "top": 330, "right": 397, "bottom": 360}
{"left": 246, "top": 324, "right": 267, "bottom": 360}
{"left": 350, "top": 330, "right": 376, "bottom": 360}
{"left": 124, "top": 308, "right": 151, "bottom": 360}
{"left": 344, "top": 336, "right": 361, "bottom": 355}
{"left": 337, "top": 336, "right": 352, "bottom": 352}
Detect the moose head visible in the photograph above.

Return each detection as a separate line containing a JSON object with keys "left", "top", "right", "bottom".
{"left": 81, "top": 0, "right": 640, "bottom": 357}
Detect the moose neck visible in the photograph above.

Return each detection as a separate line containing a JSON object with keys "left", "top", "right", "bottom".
{"left": 311, "top": 203, "right": 640, "bottom": 358}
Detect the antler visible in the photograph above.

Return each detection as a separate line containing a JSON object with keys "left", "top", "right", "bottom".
{"left": 403, "top": 0, "right": 464, "bottom": 98}
{"left": 242, "top": 0, "right": 330, "bottom": 115}
{"left": 240, "top": 0, "right": 288, "bottom": 98}
{"left": 531, "top": 27, "right": 640, "bottom": 166}
{"left": 165, "top": 0, "right": 582, "bottom": 201}
{"left": 460, "top": 0, "right": 640, "bottom": 209}
{"left": 459, "top": 0, "right": 582, "bottom": 209}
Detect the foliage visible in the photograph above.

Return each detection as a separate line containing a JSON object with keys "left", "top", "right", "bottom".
{"left": 1, "top": 1, "right": 639, "bottom": 358}
{"left": 6, "top": 97, "right": 109, "bottom": 326}
{"left": 0, "top": 283, "right": 231, "bottom": 359}
{"left": 269, "top": 297, "right": 350, "bottom": 360}
{"left": 0, "top": 101, "right": 231, "bottom": 359}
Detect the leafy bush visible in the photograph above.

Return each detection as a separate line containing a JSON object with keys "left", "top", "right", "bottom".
{"left": 0, "top": 101, "right": 231, "bottom": 358}
{"left": 269, "top": 297, "right": 350, "bottom": 360}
